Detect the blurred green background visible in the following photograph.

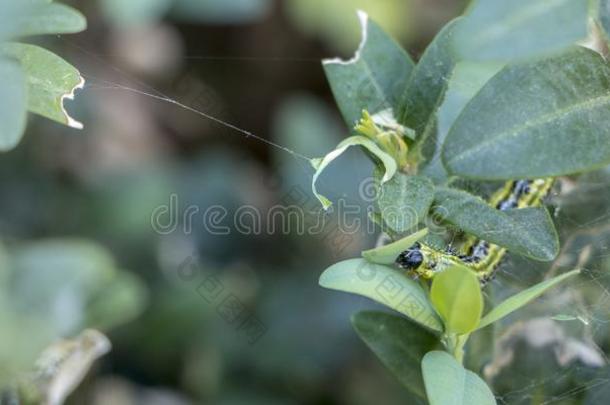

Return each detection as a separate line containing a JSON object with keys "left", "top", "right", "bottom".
{"left": 4, "top": 0, "right": 610, "bottom": 404}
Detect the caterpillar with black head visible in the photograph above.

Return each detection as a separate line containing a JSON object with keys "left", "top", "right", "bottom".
{"left": 396, "top": 178, "right": 554, "bottom": 284}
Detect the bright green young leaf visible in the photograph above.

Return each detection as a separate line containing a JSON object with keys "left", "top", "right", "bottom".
{"left": 432, "top": 187, "right": 559, "bottom": 261}
{"left": 1, "top": 43, "right": 84, "bottom": 129}
{"left": 430, "top": 265, "right": 483, "bottom": 335}
{"left": 352, "top": 311, "right": 440, "bottom": 399}
{"left": 362, "top": 228, "right": 428, "bottom": 265}
{"left": 422, "top": 351, "right": 497, "bottom": 405}
{"left": 0, "top": 57, "right": 27, "bottom": 151}
{"left": 453, "top": 0, "right": 588, "bottom": 62}
{"left": 443, "top": 47, "right": 610, "bottom": 180}
{"left": 311, "top": 135, "right": 397, "bottom": 209}
{"left": 323, "top": 11, "right": 414, "bottom": 128}
{"left": 398, "top": 18, "right": 461, "bottom": 156}
{"left": 319, "top": 258, "right": 443, "bottom": 331}
{"left": 377, "top": 174, "right": 434, "bottom": 234}
{"left": 422, "top": 62, "right": 503, "bottom": 182}
{"left": 477, "top": 269, "right": 580, "bottom": 330}
{"left": 14, "top": 1, "right": 87, "bottom": 37}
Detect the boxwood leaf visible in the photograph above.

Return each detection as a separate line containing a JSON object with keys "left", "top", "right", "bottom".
{"left": 377, "top": 174, "right": 435, "bottom": 234}
{"left": 422, "top": 351, "right": 497, "bottom": 405}
{"left": 311, "top": 135, "right": 397, "bottom": 209}
{"left": 15, "top": 1, "right": 87, "bottom": 37}
{"left": 430, "top": 265, "right": 483, "bottom": 335}
{"left": 0, "top": 57, "right": 27, "bottom": 151}
{"left": 319, "top": 258, "right": 443, "bottom": 331}
{"left": 477, "top": 269, "right": 580, "bottom": 329}
{"left": 1, "top": 43, "right": 84, "bottom": 129}
{"left": 352, "top": 310, "right": 440, "bottom": 398}
{"left": 453, "top": 0, "right": 588, "bottom": 62}
{"left": 362, "top": 228, "right": 428, "bottom": 265}
{"left": 443, "top": 47, "right": 610, "bottom": 180}
{"left": 421, "top": 62, "right": 503, "bottom": 182}
{"left": 432, "top": 187, "right": 559, "bottom": 261}
{"left": 323, "top": 11, "right": 414, "bottom": 128}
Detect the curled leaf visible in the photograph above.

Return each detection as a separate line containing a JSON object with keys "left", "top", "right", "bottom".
{"left": 311, "top": 135, "right": 397, "bottom": 209}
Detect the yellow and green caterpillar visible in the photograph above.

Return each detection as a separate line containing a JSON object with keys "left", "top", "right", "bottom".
{"left": 396, "top": 178, "right": 555, "bottom": 283}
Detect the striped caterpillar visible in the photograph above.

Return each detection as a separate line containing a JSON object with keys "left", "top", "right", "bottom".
{"left": 396, "top": 178, "right": 555, "bottom": 283}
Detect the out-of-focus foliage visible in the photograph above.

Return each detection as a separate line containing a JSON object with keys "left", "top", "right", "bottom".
{"left": 285, "top": 0, "right": 413, "bottom": 52}
{"left": 0, "top": 239, "right": 146, "bottom": 388}
{"left": 100, "top": 0, "right": 272, "bottom": 26}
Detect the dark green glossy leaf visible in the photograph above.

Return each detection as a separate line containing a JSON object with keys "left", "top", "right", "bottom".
{"left": 443, "top": 47, "right": 610, "bottom": 180}
{"left": 323, "top": 11, "right": 414, "bottom": 128}
{"left": 454, "top": 0, "right": 588, "bottom": 62}
{"left": 319, "top": 258, "right": 443, "bottom": 331}
{"left": 421, "top": 62, "right": 503, "bottom": 182}
{"left": 352, "top": 311, "right": 440, "bottom": 398}
{"left": 432, "top": 187, "right": 559, "bottom": 261}
{"left": 398, "top": 18, "right": 462, "bottom": 155}
{"left": 377, "top": 174, "right": 434, "bottom": 234}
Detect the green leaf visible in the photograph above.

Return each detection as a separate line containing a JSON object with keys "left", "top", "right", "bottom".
{"left": 323, "top": 11, "right": 414, "bottom": 128}
{"left": 85, "top": 272, "right": 148, "bottom": 331}
{"left": 311, "top": 135, "right": 397, "bottom": 209}
{"left": 443, "top": 47, "right": 610, "bottom": 180}
{"left": 421, "top": 62, "right": 504, "bottom": 182}
{"left": 1, "top": 43, "right": 84, "bottom": 129}
{"left": 0, "top": 57, "right": 27, "bottom": 151}
{"left": 477, "top": 269, "right": 580, "bottom": 330}
{"left": 377, "top": 174, "right": 435, "bottom": 234}
{"left": 399, "top": 18, "right": 462, "bottom": 154}
{"left": 362, "top": 228, "right": 428, "bottom": 265}
{"left": 319, "top": 258, "right": 443, "bottom": 331}
{"left": 430, "top": 265, "right": 483, "bottom": 334}
{"left": 432, "top": 187, "right": 559, "bottom": 261}
{"left": 14, "top": 1, "right": 87, "bottom": 37}
{"left": 352, "top": 311, "right": 440, "bottom": 398}
{"left": 453, "top": 0, "right": 588, "bottom": 62}
{"left": 422, "top": 351, "right": 497, "bottom": 405}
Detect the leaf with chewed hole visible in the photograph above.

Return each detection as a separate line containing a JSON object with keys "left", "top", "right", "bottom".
{"left": 323, "top": 11, "right": 414, "bottom": 128}
{"left": 1, "top": 43, "right": 84, "bottom": 129}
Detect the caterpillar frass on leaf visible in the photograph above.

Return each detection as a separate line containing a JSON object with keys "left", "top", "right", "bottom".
{"left": 396, "top": 178, "right": 555, "bottom": 284}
